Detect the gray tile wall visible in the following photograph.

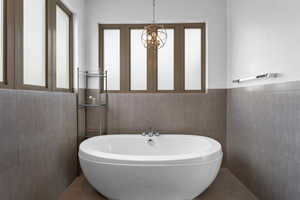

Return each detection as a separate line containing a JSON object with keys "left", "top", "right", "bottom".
{"left": 85, "top": 90, "right": 227, "bottom": 164}
{"left": 107, "top": 91, "right": 226, "bottom": 135}
{"left": 227, "top": 81, "right": 300, "bottom": 200}
{"left": 0, "top": 89, "right": 78, "bottom": 200}
{"left": 78, "top": 89, "right": 86, "bottom": 138}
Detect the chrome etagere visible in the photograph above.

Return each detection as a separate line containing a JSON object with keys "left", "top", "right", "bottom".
{"left": 76, "top": 68, "right": 108, "bottom": 139}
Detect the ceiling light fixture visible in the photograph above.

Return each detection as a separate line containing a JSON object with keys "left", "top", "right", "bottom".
{"left": 141, "top": 0, "right": 167, "bottom": 49}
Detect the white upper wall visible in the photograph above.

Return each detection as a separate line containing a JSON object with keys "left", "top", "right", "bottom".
{"left": 62, "top": 0, "right": 86, "bottom": 68}
{"left": 227, "top": 0, "right": 300, "bottom": 88}
{"left": 85, "top": 0, "right": 227, "bottom": 89}
{"left": 61, "top": 0, "right": 86, "bottom": 88}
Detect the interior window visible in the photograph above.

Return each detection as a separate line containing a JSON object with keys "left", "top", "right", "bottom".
{"left": 0, "top": 0, "right": 3, "bottom": 83}
{"left": 184, "top": 28, "right": 202, "bottom": 90}
{"left": 103, "top": 29, "right": 121, "bottom": 91}
{"left": 56, "top": 5, "right": 71, "bottom": 89}
{"left": 130, "top": 29, "right": 147, "bottom": 91}
{"left": 99, "top": 23, "right": 206, "bottom": 93}
{"left": 23, "top": 0, "right": 46, "bottom": 86}
{"left": 157, "top": 29, "right": 174, "bottom": 91}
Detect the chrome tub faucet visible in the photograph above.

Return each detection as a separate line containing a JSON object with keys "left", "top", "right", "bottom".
{"left": 142, "top": 128, "right": 160, "bottom": 137}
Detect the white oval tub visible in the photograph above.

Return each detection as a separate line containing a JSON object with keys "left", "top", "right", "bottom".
{"left": 79, "top": 135, "right": 223, "bottom": 200}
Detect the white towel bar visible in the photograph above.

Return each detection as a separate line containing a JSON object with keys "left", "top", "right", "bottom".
{"left": 233, "top": 73, "right": 279, "bottom": 83}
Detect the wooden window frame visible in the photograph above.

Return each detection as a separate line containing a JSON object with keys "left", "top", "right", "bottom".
{"left": 182, "top": 23, "right": 206, "bottom": 93}
{"left": 54, "top": 0, "right": 74, "bottom": 92}
{"left": 99, "top": 23, "right": 206, "bottom": 93}
{"left": 129, "top": 24, "right": 149, "bottom": 93}
{"left": 0, "top": 0, "right": 74, "bottom": 92}
{"left": 156, "top": 24, "right": 176, "bottom": 93}
{"left": 0, "top": 0, "right": 14, "bottom": 88}
{"left": 99, "top": 24, "right": 124, "bottom": 92}
{"left": 0, "top": 0, "right": 6, "bottom": 87}
{"left": 14, "top": 0, "right": 50, "bottom": 91}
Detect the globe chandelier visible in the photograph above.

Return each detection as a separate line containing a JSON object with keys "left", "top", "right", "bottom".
{"left": 141, "top": 0, "right": 167, "bottom": 49}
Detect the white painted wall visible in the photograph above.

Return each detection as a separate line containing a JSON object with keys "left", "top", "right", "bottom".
{"left": 62, "top": 0, "right": 86, "bottom": 68}
{"left": 227, "top": 0, "right": 300, "bottom": 88}
{"left": 85, "top": 0, "right": 227, "bottom": 89}
{"left": 61, "top": 0, "right": 86, "bottom": 88}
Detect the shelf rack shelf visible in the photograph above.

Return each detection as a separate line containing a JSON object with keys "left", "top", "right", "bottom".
{"left": 78, "top": 103, "right": 107, "bottom": 108}
{"left": 78, "top": 71, "right": 107, "bottom": 77}
{"left": 76, "top": 68, "right": 108, "bottom": 139}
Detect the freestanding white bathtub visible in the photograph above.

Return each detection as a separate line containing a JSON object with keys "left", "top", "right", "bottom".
{"left": 79, "top": 135, "right": 223, "bottom": 200}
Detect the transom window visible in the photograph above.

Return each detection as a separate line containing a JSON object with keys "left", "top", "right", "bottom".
{"left": 0, "top": 0, "right": 74, "bottom": 92}
{"left": 0, "top": 0, "right": 4, "bottom": 84}
{"left": 56, "top": 2, "right": 73, "bottom": 91}
{"left": 99, "top": 23, "right": 206, "bottom": 93}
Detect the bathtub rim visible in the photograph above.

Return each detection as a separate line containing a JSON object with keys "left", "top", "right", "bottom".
{"left": 79, "top": 134, "right": 223, "bottom": 165}
{"left": 79, "top": 152, "right": 223, "bottom": 166}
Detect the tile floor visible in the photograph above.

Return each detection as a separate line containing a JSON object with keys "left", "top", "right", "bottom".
{"left": 59, "top": 168, "right": 257, "bottom": 200}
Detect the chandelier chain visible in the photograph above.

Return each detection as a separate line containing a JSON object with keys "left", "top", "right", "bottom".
{"left": 152, "top": 0, "right": 156, "bottom": 24}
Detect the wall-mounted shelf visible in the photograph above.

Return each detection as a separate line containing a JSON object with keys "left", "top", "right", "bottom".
{"left": 78, "top": 70, "right": 107, "bottom": 78}
{"left": 233, "top": 73, "right": 279, "bottom": 84}
{"left": 78, "top": 103, "right": 107, "bottom": 108}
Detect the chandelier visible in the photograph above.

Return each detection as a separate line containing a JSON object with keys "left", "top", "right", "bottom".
{"left": 141, "top": 0, "right": 167, "bottom": 49}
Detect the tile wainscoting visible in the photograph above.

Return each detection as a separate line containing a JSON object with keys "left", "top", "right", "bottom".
{"left": 0, "top": 89, "right": 78, "bottom": 200}
{"left": 227, "top": 81, "right": 300, "bottom": 200}
{"left": 2, "top": 80, "right": 298, "bottom": 200}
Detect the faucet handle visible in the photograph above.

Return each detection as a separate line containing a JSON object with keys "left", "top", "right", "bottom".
{"left": 142, "top": 128, "right": 157, "bottom": 137}
{"left": 155, "top": 131, "right": 160, "bottom": 136}
{"left": 142, "top": 128, "right": 151, "bottom": 136}
{"left": 148, "top": 132, "right": 154, "bottom": 137}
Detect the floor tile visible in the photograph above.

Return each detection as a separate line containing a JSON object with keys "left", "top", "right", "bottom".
{"left": 59, "top": 168, "right": 257, "bottom": 200}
